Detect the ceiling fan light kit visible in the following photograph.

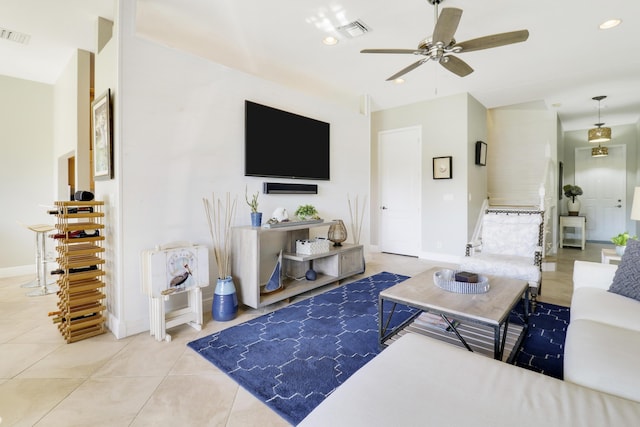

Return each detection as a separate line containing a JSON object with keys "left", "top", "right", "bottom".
{"left": 361, "top": 0, "right": 529, "bottom": 81}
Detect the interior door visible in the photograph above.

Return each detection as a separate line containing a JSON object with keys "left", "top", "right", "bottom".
{"left": 575, "top": 145, "right": 626, "bottom": 241}
{"left": 378, "top": 126, "right": 421, "bottom": 256}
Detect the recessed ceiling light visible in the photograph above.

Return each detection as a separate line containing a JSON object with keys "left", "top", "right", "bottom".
{"left": 599, "top": 18, "right": 621, "bottom": 30}
{"left": 393, "top": 78, "right": 405, "bottom": 84}
{"left": 322, "top": 36, "right": 338, "bottom": 46}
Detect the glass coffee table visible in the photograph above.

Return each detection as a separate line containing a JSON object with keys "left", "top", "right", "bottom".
{"left": 379, "top": 267, "right": 529, "bottom": 362}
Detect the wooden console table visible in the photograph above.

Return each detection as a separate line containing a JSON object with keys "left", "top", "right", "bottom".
{"left": 560, "top": 215, "right": 586, "bottom": 250}
{"left": 231, "top": 221, "right": 364, "bottom": 308}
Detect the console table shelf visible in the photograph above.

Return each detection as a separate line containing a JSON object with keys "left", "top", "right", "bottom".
{"left": 231, "top": 222, "right": 365, "bottom": 309}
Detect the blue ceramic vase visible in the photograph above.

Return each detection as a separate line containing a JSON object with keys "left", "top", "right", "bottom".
{"left": 212, "top": 276, "right": 238, "bottom": 321}
{"left": 250, "top": 212, "right": 262, "bottom": 227}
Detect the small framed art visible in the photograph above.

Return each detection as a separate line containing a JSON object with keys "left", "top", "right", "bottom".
{"left": 475, "top": 141, "right": 487, "bottom": 166}
{"left": 433, "top": 156, "right": 452, "bottom": 179}
{"left": 92, "top": 88, "right": 113, "bottom": 180}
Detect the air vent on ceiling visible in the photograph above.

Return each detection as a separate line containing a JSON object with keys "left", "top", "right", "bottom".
{"left": 337, "top": 20, "right": 371, "bottom": 38}
{"left": 0, "top": 27, "right": 31, "bottom": 44}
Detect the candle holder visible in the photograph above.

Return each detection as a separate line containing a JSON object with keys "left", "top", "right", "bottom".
{"left": 328, "top": 219, "right": 347, "bottom": 246}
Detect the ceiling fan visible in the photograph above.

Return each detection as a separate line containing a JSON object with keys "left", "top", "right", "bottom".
{"left": 361, "top": 0, "right": 529, "bottom": 81}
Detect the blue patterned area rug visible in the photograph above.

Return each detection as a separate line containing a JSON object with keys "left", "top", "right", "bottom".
{"left": 511, "top": 299, "right": 570, "bottom": 379}
{"left": 188, "top": 272, "right": 569, "bottom": 425}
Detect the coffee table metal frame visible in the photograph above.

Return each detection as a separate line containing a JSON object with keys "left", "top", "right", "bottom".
{"left": 379, "top": 267, "right": 529, "bottom": 362}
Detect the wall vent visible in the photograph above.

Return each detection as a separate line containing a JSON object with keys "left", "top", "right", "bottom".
{"left": 337, "top": 20, "right": 371, "bottom": 38}
{"left": 0, "top": 27, "right": 31, "bottom": 44}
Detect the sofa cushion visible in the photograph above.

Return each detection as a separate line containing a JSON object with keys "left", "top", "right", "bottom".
{"left": 571, "top": 287, "right": 640, "bottom": 332}
{"left": 572, "top": 260, "right": 618, "bottom": 292}
{"left": 609, "top": 238, "right": 640, "bottom": 301}
{"left": 564, "top": 319, "right": 640, "bottom": 402}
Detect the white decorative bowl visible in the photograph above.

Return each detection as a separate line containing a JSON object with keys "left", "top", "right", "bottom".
{"left": 433, "top": 269, "right": 490, "bottom": 294}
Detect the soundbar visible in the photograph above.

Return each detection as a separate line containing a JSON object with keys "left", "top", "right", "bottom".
{"left": 263, "top": 182, "right": 318, "bottom": 195}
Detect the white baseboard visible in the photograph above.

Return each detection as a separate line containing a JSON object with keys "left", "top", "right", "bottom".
{"left": 418, "top": 251, "right": 462, "bottom": 264}
{"left": 0, "top": 264, "right": 34, "bottom": 278}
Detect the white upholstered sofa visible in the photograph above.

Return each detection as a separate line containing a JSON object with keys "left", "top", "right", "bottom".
{"left": 564, "top": 259, "right": 640, "bottom": 402}
{"left": 299, "top": 332, "right": 640, "bottom": 426}
{"left": 301, "top": 256, "right": 640, "bottom": 426}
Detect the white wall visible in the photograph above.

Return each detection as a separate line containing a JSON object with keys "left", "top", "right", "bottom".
{"left": 487, "top": 103, "right": 558, "bottom": 207}
{"left": 0, "top": 76, "right": 54, "bottom": 274}
{"left": 53, "top": 49, "right": 92, "bottom": 200}
{"left": 99, "top": 0, "right": 370, "bottom": 338}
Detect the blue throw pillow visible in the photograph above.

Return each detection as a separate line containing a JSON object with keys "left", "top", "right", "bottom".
{"left": 609, "top": 238, "right": 640, "bottom": 301}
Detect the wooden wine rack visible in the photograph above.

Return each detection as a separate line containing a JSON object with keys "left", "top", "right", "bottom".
{"left": 49, "top": 201, "right": 107, "bottom": 343}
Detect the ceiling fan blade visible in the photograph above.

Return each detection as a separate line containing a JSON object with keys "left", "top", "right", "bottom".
{"left": 440, "top": 55, "right": 473, "bottom": 77}
{"left": 386, "top": 58, "right": 430, "bottom": 81}
{"left": 432, "top": 7, "right": 462, "bottom": 45}
{"left": 455, "top": 29, "right": 529, "bottom": 53}
{"left": 361, "top": 49, "right": 422, "bottom": 54}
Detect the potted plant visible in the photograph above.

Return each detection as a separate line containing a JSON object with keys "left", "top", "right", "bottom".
{"left": 295, "top": 204, "right": 319, "bottom": 221}
{"left": 611, "top": 231, "right": 638, "bottom": 256}
{"left": 245, "top": 186, "right": 262, "bottom": 227}
{"left": 563, "top": 184, "right": 583, "bottom": 216}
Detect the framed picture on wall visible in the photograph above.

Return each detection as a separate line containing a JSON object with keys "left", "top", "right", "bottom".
{"left": 433, "top": 156, "right": 453, "bottom": 179}
{"left": 475, "top": 141, "right": 487, "bottom": 166}
{"left": 92, "top": 88, "right": 113, "bottom": 180}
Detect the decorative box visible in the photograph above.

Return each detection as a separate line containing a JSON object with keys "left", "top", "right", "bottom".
{"left": 296, "top": 238, "right": 330, "bottom": 255}
{"left": 454, "top": 271, "right": 479, "bottom": 283}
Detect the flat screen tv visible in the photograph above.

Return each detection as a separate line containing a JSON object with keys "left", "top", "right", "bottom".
{"left": 245, "top": 100, "right": 330, "bottom": 180}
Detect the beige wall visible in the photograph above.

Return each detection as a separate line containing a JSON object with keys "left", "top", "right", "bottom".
{"left": 371, "top": 93, "right": 487, "bottom": 261}
{"left": 0, "top": 76, "right": 54, "bottom": 274}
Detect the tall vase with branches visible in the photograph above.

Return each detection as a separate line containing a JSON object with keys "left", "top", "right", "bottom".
{"left": 348, "top": 194, "right": 367, "bottom": 245}
{"left": 203, "top": 192, "right": 238, "bottom": 321}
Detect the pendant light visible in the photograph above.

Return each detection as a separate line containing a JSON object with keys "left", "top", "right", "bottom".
{"left": 591, "top": 145, "right": 609, "bottom": 157}
{"left": 588, "top": 96, "right": 611, "bottom": 143}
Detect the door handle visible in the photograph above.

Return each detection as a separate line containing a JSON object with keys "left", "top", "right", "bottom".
{"left": 380, "top": 206, "right": 388, "bottom": 210}
{"left": 616, "top": 204, "right": 622, "bottom": 208}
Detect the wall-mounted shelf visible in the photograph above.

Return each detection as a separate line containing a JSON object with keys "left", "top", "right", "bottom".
{"left": 231, "top": 221, "right": 365, "bottom": 309}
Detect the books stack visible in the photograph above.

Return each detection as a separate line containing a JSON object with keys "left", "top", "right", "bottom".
{"left": 413, "top": 312, "right": 459, "bottom": 332}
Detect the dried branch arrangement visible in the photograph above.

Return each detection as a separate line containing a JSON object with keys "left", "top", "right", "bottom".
{"left": 203, "top": 192, "right": 237, "bottom": 279}
{"left": 348, "top": 194, "right": 367, "bottom": 245}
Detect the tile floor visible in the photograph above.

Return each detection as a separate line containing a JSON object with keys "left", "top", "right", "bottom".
{"left": 0, "top": 243, "right": 612, "bottom": 426}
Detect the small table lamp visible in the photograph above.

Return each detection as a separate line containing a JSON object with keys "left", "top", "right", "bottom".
{"left": 632, "top": 187, "right": 640, "bottom": 221}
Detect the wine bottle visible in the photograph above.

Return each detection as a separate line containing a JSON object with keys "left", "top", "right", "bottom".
{"left": 50, "top": 230, "right": 100, "bottom": 239}
{"left": 48, "top": 207, "right": 94, "bottom": 214}
{"left": 51, "top": 265, "right": 98, "bottom": 275}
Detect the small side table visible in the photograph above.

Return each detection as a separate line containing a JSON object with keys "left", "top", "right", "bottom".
{"left": 601, "top": 248, "right": 622, "bottom": 264}
{"left": 559, "top": 216, "right": 586, "bottom": 250}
